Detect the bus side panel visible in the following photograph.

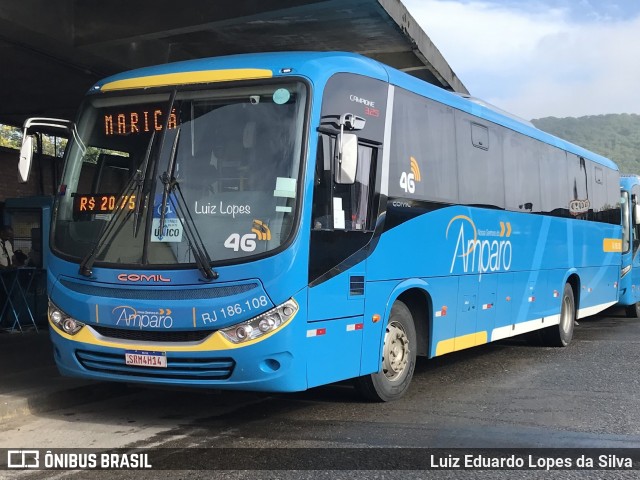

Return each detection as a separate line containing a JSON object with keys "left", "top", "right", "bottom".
{"left": 513, "top": 270, "right": 547, "bottom": 325}
{"left": 305, "top": 315, "right": 365, "bottom": 388}
{"left": 454, "top": 275, "right": 479, "bottom": 351}
{"left": 630, "top": 251, "right": 640, "bottom": 304}
{"left": 476, "top": 273, "right": 497, "bottom": 347}
{"left": 427, "top": 277, "right": 460, "bottom": 357}
{"left": 543, "top": 269, "right": 567, "bottom": 318}
{"left": 307, "top": 266, "right": 365, "bottom": 321}
{"left": 619, "top": 252, "right": 640, "bottom": 306}
{"left": 575, "top": 265, "right": 619, "bottom": 318}
{"left": 306, "top": 266, "right": 366, "bottom": 387}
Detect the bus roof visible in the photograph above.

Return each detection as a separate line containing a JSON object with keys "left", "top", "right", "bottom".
{"left": 621, "top": 174, "right": 640, "bottom": 189}
{"left": 91, "top": 51, "right": 618, "bottom": 171}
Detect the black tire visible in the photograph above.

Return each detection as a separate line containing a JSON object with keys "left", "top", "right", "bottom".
{"left": 354, "top": 300, "right": 417, "bottom": 402}
{"left": 625, "top": 302, "right": 640, "bottom": 318}
{"left": 541, "top": 283, "right": 575, "bottom": 347}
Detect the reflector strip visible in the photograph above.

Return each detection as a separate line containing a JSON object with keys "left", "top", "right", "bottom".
{"left": 528, "top": 296, "right": 535, "bottom": 302}
{"left": 435, "top": 306, "right": 448, "bottom": 317}
{"left": 482, "top": 303, "right": 493, "bottom": 310}
{"left": 306, "top": 328, "right": 326, "bottom": 337}
{"left": 346, "top": 323, "right": 364, "bottom": 331}
{"left": 553, "top": 290, "right": 559, "bottom": 298}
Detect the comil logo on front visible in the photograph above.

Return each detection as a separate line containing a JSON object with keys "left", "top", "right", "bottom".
{"left": 446, "top": 215, "right": 513, "bottom": 275}
{"left": 8, "top": 450, "right": 39, "bottom": 468}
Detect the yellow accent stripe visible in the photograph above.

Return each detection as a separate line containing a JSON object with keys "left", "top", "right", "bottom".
{"left": 435, "top": 331, "right": 488, "bottom": 356}
{"left": 603, "top": 238, "right": 622, "bottom": 253}
{"left": 101, "top": 69, "right": 274, "bottom": 91}
{"left": 474, "top": 331, "right": 488, "bottom": 347}
{"left": 436, "top": 338, "right": 455, "bottom": 356}
{"left": 49, "top": 308, "right": 296, "bottom": 352}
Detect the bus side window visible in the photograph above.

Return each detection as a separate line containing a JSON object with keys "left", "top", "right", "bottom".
{"left": 312, "top": 135, "right": 333, "bottom": 230}
{"left": 312, "top": 135, "right": 376, "bottom": 231}
{"left": 633, "top": 192, "right": 640, "bottom": 253}
{"left": 343, "top": 144, "right": 375, "bottom": 231}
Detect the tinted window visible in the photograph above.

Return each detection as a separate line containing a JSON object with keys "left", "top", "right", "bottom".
{"left": 567, "top": 154, "right": 590, "bottom": 219}
{"left": 503, "top": 131, "right": 541, "bottom": 213}
{"left": 471, "top": 123, "right": 489, "bottom": 150}
{"left": 321, "top": 73, "right": 387, "bottom": 143}
{"left": 605, "top": 168, "right": 621, "bottom": 225}
{"left": 456, "top": 112, "right": 504, "bottom": 209}
{"left": 389, "top": 88, "right": 457, "bottom": 203}
{"left": 539, "top": 146, "right": 569, "bottom": 217}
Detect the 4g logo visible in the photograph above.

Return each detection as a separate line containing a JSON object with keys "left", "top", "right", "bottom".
{"left": 399, "top": 156, "right": 422, "bottom": 194}
{"left": 224, "top": 219, "right": 271, "bottom": 252}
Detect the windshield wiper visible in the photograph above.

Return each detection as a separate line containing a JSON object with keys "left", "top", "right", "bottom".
{"left": 158, "top": 129, "right": 218, "bottom": 281}
{"left": 157, "top": 127, "right": 180, "bottom": 238}
{"left": 133, "top": 130, "right": 156, "bottom": 237}
{"left": 78, "top": 171, "right": 141, "bottom": 277}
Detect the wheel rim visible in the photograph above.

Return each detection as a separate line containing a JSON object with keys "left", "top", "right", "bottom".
{"left": 382, "top": 321, "right": 410, "bottom": 381}
{"left": 560, "top": 294, "right": 573, "bottom": 334}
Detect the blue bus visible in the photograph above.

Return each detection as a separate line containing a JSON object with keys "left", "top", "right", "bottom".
{"left": 618, "top": 175, "right": 640, "bottom": 316}
{"left": 19, "top": 52, "right": 622, "bottom": 401}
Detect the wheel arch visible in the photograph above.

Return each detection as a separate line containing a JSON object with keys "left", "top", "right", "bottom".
{"left": 564, "top": 271, "right": 581, "bottom": 315}
{"left": 384, "top": 280, "right": 432, "bottom": 358}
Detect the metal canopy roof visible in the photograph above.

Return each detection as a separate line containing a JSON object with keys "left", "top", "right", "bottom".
{"left": 0, "top": 0, "right": 467, "bottom": 126}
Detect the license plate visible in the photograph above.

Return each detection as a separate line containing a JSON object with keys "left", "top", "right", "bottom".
{"left": 125, "top": 350, "right": 167, "bottom": 368}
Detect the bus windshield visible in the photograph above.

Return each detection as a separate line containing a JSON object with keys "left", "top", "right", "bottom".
{"left": 52, "top": 81, "right": 307, "bottom": 267}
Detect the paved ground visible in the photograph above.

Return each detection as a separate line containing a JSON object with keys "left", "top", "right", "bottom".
{"left": 1, "top": 309, "right": 639, "bottom": 479}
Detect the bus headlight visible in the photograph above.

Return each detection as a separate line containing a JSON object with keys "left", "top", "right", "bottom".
{"left": 48, "top": 301, "right": 85, "bottom": 335}
{"left": 219, "top": 299, "right": 298, "bottom": 344}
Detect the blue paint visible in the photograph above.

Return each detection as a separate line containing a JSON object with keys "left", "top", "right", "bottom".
{"left": 47, "top": 52, "right": 622, "bottom": 392}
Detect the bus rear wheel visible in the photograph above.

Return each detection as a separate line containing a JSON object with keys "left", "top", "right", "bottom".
{"left": 354, "top": 300, "right": 416, "bottom": 402}
{"left": 625, "top": 302, "right": 640, "bottom": 318}
{"left": 541, "top": 283, "right": 575, "bottom": 347}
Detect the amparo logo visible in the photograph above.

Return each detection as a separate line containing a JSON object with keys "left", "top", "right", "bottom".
{"left": 446, "top": 215, "right": 513, "bottom": 274}
{"left": 112, "top": 306, "right": 173, "bottom": 329}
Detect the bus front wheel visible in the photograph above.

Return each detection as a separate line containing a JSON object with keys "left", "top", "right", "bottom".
{"left": 354, "top": 300, "right": 417, "bottom": 402}
{"left": 541, "top": 283, "right": 575, "bottom": 347}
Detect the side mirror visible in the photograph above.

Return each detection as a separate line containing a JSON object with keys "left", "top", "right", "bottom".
{"left": 634, "top": 204, "right": 640, "bottom": 225}
{"left": 18, "top": 117, "right": 75, "bottom": 183}
{"left": 18, "top": 134, "right": 35, "bottom": 183}
{"left": 335, "top": 133, "right": 358, "bottom": 184}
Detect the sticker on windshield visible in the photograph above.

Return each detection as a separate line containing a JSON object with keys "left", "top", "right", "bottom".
{"left": 151, "top": 194, "right": 183, "bottom": 243}
{"left": 273, "top": 88, "right": 291, "bottom": 105}
{"left": 273, "top": 177, "right": 296, "bottom": 199}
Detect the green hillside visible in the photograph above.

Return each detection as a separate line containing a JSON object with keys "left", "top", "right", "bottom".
{"left": 531, "top": 114, "right": 640, "bottom": 174}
